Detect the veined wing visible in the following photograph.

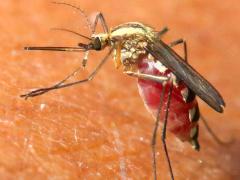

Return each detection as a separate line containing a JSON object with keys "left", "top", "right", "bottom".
{"left": 145, "top": 39, "right": 225, "bottom": 113}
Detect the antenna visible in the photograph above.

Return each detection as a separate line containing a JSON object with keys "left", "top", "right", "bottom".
{"left": 52, "top": 1, "right": 94, "bottom": 33}
{"left": 51, "top": 28, "right": 91, "bottom": 40}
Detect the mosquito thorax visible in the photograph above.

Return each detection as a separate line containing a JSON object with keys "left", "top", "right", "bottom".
{"left": 110, "top": 22, "right": 156, "bottom": 70}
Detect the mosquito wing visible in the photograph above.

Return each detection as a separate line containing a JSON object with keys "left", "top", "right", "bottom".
{"left": 145, "top": 39, "right": 225, "bottom": 113}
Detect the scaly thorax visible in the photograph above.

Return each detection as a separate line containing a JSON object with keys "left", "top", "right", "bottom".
{"left": 110, "top": 22, "right": 155, "bottom": 70}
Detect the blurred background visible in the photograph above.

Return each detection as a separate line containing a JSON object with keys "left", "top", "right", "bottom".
{"left": 0, "top": 0, "right": 239, "bottom": 179}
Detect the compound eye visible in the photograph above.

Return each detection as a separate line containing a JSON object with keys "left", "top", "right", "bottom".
{"left": 93, "top": 37, "right": 102, "bottom": 50}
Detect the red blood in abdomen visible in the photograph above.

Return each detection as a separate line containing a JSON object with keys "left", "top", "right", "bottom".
{"left": 137, "top": 55, "right": 198, "bottom": 141}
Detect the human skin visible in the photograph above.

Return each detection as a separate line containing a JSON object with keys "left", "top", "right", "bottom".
{"left": 0, "top": 0, "right": 239, "bottom": 179}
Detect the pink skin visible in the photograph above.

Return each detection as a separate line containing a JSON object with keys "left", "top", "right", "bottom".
{"left": 137, "top": 55, "right": 198, "bottom": 141}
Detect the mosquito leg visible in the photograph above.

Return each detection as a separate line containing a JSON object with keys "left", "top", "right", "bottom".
{"left": 92, "top": 12, "right": 109, "bottom": 33}
{"left": 82, "top": 51, "right": 89, "bottom": 67}
{"left": 156, "top": 27, "right": 169, "bottom": 38}
{"left": 200, "top": 114, "right": 234, "bottom": 145}
{"left": 51, "top": 66, "right": 82, "bottom": 88}
{"left": 150, "top": 78, "right": 174, "bottom": 180}
{"left": 124, "top": 71, "right": 169, "bottom": 83}
{"left": 161, "top": 79, "right": 174, "bottom": 180}
{"left": 21, "top": 48, "right": 113, "bottom": 99}
{"left": 151, "top": 83, "right": 167, "bottom": 180}
{"left": 169, "top": 39, "right": 188, "bottom": 62}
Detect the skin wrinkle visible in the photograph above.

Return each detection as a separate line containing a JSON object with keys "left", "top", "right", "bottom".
{"left": 111, "top": 122, "right": 127, "bottom": 180}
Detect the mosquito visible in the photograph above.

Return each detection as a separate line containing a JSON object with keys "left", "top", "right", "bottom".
{"left": 21, "top": 2, "right": 226, "bottom": 180}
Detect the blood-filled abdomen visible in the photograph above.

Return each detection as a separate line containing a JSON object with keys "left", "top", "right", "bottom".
{"left": 137, "top": 55, "right": 200, "bottom": 150}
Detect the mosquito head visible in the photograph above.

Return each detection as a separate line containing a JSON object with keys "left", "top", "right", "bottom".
{"left": 87, "top": 37, "right": 102, "bottom": 51}
{"left": 81, "top": 34, "right": 109, "bottom": 51}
